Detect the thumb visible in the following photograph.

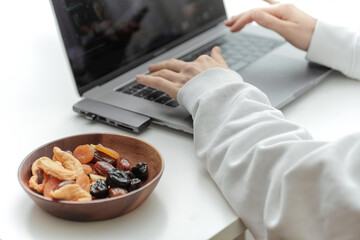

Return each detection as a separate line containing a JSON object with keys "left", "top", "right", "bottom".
{"left": 211, "top": 46, "right": 228, "bottom": 67}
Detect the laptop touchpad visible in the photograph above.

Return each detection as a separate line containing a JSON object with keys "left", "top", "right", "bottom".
{"left": 239, "top": 54, "right": 329, "bottom": 108}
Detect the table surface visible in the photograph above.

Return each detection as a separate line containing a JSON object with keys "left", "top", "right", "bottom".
{"left": 1, "top": 1, "right": 359, "bottom": 240}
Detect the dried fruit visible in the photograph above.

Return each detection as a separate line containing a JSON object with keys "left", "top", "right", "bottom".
{"left": 93, "top": 150, "right": 116, "bottom": 166}
{"left": 94, "top": 161, "right": 114, "bottom": 176}
{"left": 73, "top": 144, "right": 94, "bottom": 164}
{"left": 43, "top": 177, "right": 62, "bottom": 198}
{"left": 90, "top": 179, "right": 108, "bottom": 199}
{"left": 116, "top": 158, "right": 132, "bottom": 171}
{"left": 128, "top": 178, "right": 142, "bottom": 192}
{"left": 82, "top": 164, "right": 93, "bottom": 174}
{"left": 55, "top": 180, "right": 76, "bottom": 190}
{"left": 53, "top": 147, "right": 84, "bottom": 177}
{"left": 89, "top": 174, "right": 106, "bottom": 183}
{"left": 132, "top": 162, "right": 149, "bottom": 181}
{"left": 124, "top": 170, "right": 135, "bottom": 179}
{"left": 28, "top": 158, "right": 50, "bottom": 193}
{"left": 36, "top": 157, "right": 81, "bottom": 181}
{"left": 106, "top": 168, "right": 130, "bottom": 189}
{"left": 109, "top": 187, "right": 128, "bottom": 197}
{"left": 50, "top": 183, "right": 92, "bottom": 201}
{"left": 93, "top": 144, "right": 120, "bottom": 159}
{"left": 76, "top": 173, "right": 91, "bottom": 192}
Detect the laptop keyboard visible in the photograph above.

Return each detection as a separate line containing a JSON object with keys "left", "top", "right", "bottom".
{"left": 116, "top": 32, "right": 283, "bottom": 107}
{"left": 117, "top": 82, "right": 179, "bottom": 107}
{"left": 181, "top": 32, "right": 284, "bottom": 69}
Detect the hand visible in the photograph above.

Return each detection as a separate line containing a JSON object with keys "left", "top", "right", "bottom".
{"left": 136, "top": 46, "right": 229, "bottom": 100}
{"left": 225, "top": 1, "right": 317, "bottom": 50}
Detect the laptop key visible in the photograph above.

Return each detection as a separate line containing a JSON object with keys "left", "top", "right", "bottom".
{"left": 134, "top": 89, "right": 153, "bottom": 98}
{"left": 145, "top": 91, "right": 164, "bottom": 101}
{"left": 155, "top": 95, "right": 171, "bottom": 104}
{"left": 132, "top": 83, "right": 146, "bottom": 89}
{"left": 123, "top": 88, "right": 138, "bottom": 94}
{"left": 166, "top": 100, "right": 179, "bottom": 107}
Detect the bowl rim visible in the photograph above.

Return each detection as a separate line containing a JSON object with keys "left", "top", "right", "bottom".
{"left": 18, "top": 132, "right": 165, "bottom": 205}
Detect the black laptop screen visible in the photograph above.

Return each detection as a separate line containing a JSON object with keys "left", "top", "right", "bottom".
{"left": 51, "top": 0, "right": 226, "bottom": 95}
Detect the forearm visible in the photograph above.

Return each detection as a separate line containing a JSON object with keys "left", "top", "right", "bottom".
{"left": 178, "top": 68, "right": 360, "bottom": 239}
{"left": 307, "top": 20, "right": 360, "bottom": 80}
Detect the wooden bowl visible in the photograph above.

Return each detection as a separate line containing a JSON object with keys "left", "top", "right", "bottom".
{"left": 18, "top": 133, "right": 164, "bottom": 221}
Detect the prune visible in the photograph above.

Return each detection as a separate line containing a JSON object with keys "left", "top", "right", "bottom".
{"left": 106, "top": 168, "right": 130, "bottom": 189}
{"left": 116, "top": 158, "right": 132, "bottom": 171}
{"left": 128, "top": 178, "right": 142, "bottom": 192}
{"left": 109, "top": 187, "right": 128, "bottom": 197}
{"left": 94, "top": 161, "right": 114, "bottom": 176}
{"left": 90, "top": 179, "right": 108, "bottom": 198}
{"left": 124, "top": 170, "right": 135, "bottom": 179}
{"left": 132, "top": 162, "right": 149, "bottom": 181}
{"left": 93, "top": 150, "right": 116, "bottom": 166}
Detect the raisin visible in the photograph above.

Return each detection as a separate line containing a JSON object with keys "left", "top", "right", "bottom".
{"left": 36, "top": 169, "right": 44, "bottom": 184}
{"left": 94, "top": 161, "right": 115, "bottom": 176}
{"left": 90, "top": 179, "right": 108, "bottom": 199}
{"left": 93, "top": 150, "right": 116, "bottom": 166}
{"left": 109, "top": 187, "right": 128, "bottom": 197}
{"left": 132, "top": 162, "right": 149, "bottom": 181}
{"left": 106, "top": 168, "right": 130, "bottom": 189}
{"left": 128, "top": 178, "right": 142, "bottom": 192}
{"left": 116, "top": 158, "right": 133, "bottom": 171}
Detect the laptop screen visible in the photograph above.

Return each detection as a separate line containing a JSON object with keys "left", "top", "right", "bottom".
{"left": 51, "top": 0, "right": 226, "bottom": 95}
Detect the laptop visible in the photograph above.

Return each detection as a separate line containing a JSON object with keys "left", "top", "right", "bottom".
{"left": 49, "top": 0, "right": 330, "bottom": 134}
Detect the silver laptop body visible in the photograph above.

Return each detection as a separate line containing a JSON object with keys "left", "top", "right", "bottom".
{"left": 49, "top": 0, "right": 330, "bottom": 133}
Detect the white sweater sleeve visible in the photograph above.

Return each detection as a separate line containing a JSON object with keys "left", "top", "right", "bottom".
{"left": 178, "top": 68, "right": 360, "bottom": 240}
{"left": 306, "top": 20, "right": 360, "bottom": 80}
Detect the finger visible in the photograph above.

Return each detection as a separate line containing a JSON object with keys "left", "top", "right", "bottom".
{"left": 227, "top": 12, "right": 254, "bottom": 32}
{"left": 225, "top": 14, "right": 239, "bottom": 27}
{"left": 251, "top": 9, "right": 291, "bottom": 37}
{"left": 263, "top": 0, "right": 280, "bottom": 4}
{"left": 136, "top": 74, "right": 178, "bottom": 100}
{"left": 150, "top": 69, "right": 181, "bottom": 83}
{"left": 149, "top": 58, "right": 187, "bottom": 73}
{"left": 210, "top": 46, "right": 228, "bottom": 67}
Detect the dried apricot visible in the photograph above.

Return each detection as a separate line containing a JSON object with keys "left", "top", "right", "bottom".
{"left": 82, "top": 164, "right": 93, "bottom": 174}
{"left": 76, "top": 173, "right": 91, "bottom": 192}
{"left": 93, "top": 144, "right": 120, "bottom": 160}
{"left": 73, "top": 144, "right": 94, "bottom": 164}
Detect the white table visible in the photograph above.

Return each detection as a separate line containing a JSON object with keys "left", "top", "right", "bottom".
{"left": 1, "top": 1, "right": 358, "bottom": 240}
